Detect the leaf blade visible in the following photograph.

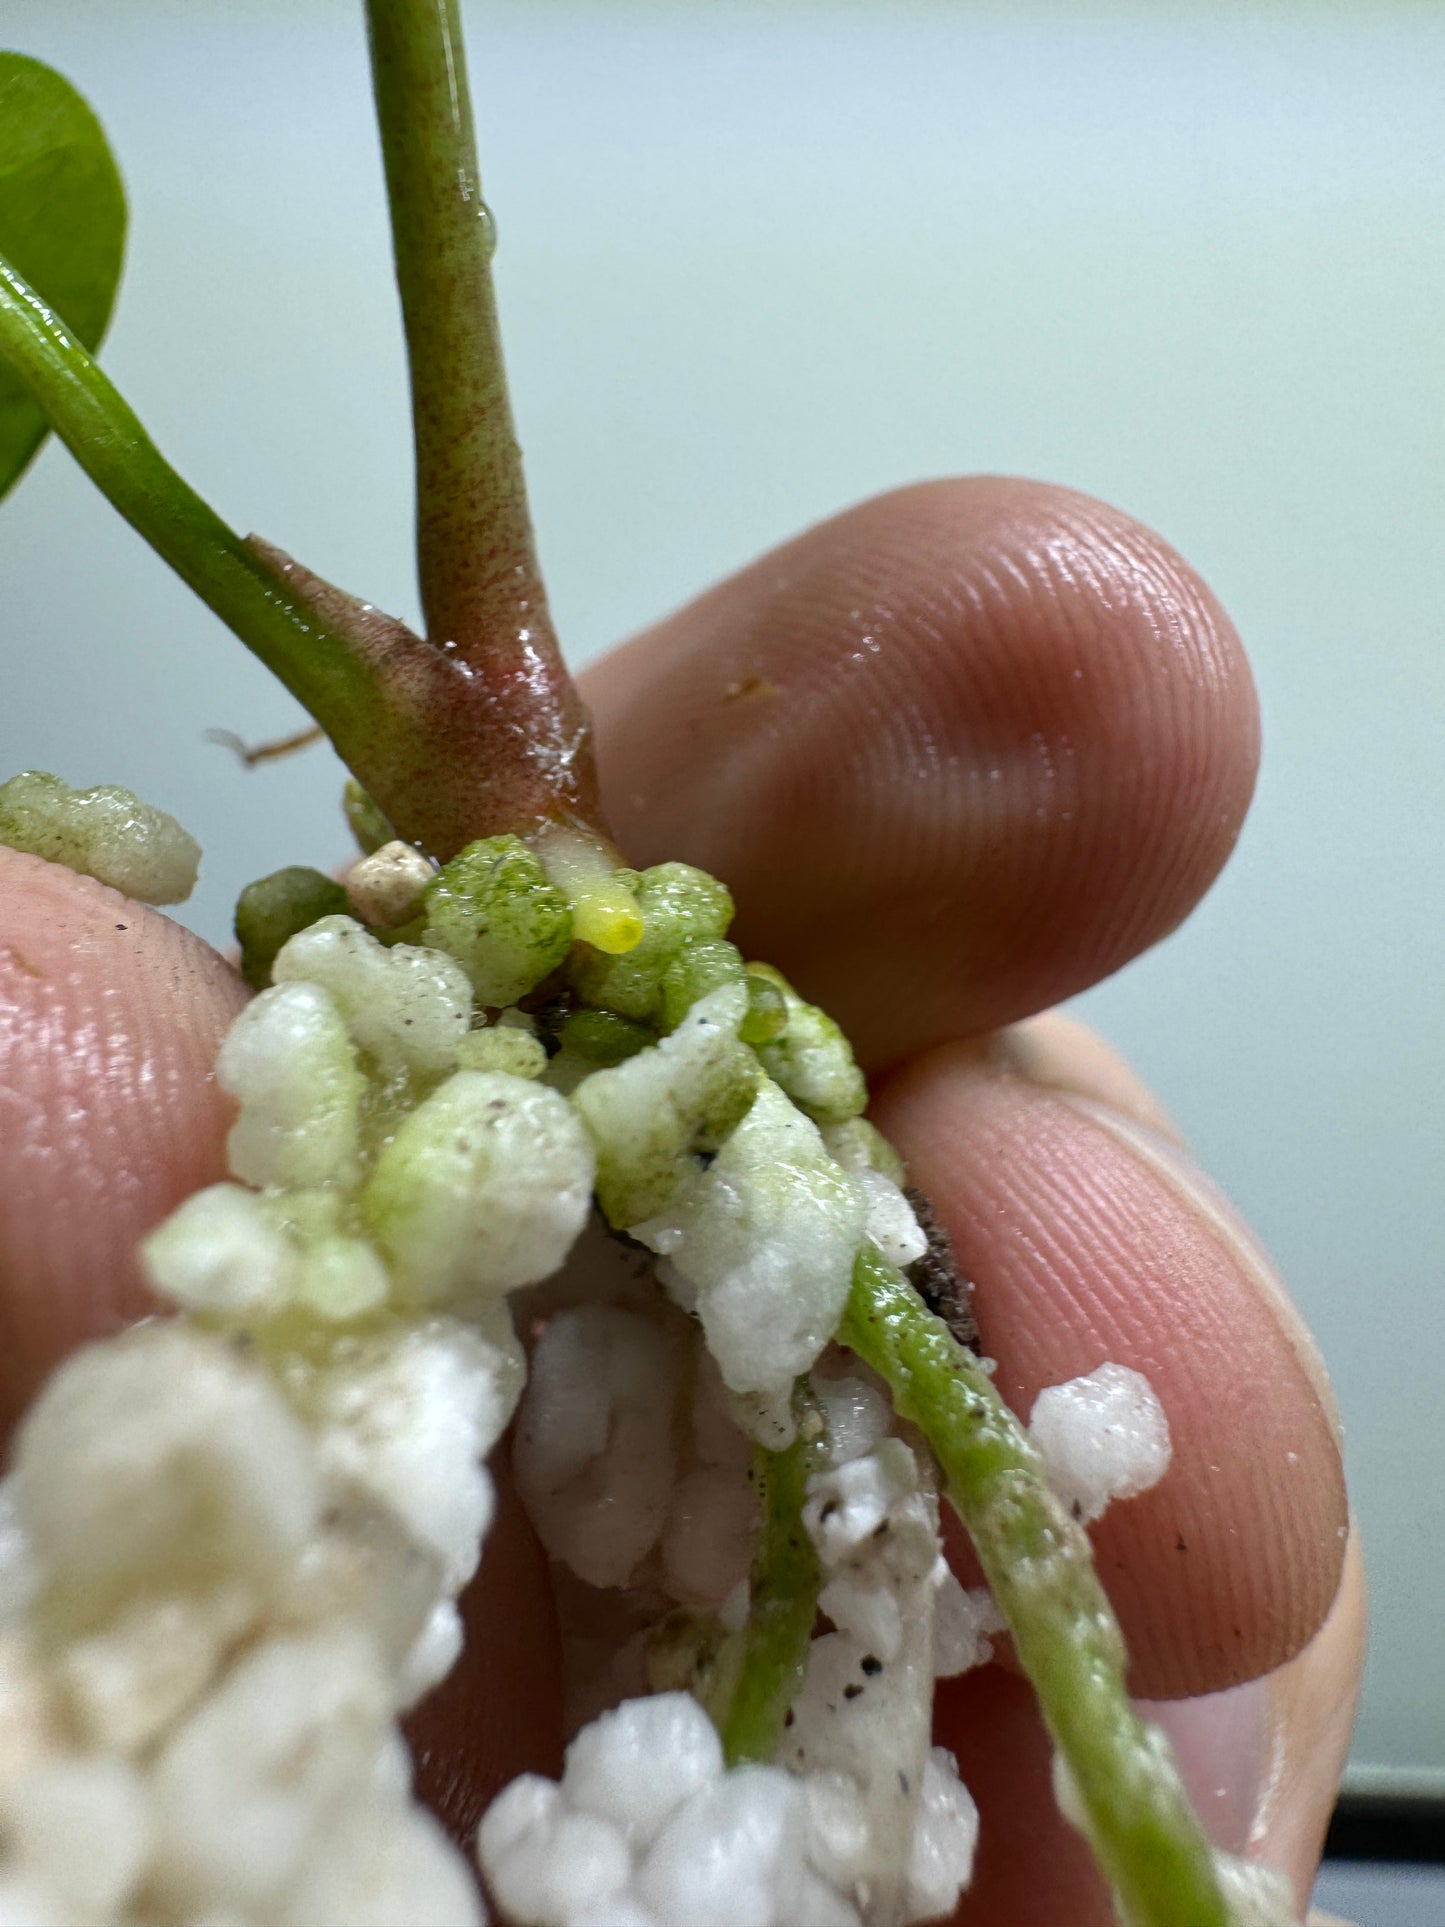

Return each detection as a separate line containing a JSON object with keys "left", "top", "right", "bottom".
{"left": 0, "top": 51, "right": 127, "bottom": 499}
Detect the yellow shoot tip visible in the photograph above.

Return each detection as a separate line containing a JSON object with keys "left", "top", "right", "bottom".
{"left": 530, "top": 826, "right": 645, "bottom": 955}
{"left": 573, "top": 883, "right": 644, "bottom": 955}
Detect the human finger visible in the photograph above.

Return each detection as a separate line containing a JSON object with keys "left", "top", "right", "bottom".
{"left": 583, "top": 476, "right": 1259, "bottom": 1069}
{"left": 1147, "top": 1527, "right": 1366, "bottom": 1921}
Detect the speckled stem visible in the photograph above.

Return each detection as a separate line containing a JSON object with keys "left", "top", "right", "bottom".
{"left": 722, "top": 1387, "right": 828, "bottom": 1767}
{"left": 364, "top": 0, "right": 603, "bottom": 848}
{"left": 841, "top": 1248, "right": 1234, "bottom": 1927}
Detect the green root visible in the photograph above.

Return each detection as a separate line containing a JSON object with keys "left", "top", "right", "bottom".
{"left": 721, "top": 1384, "right": 828, "bottom": 1768}
{"left": 841, "top": 1247, "right": 1235, "bottom": 1927}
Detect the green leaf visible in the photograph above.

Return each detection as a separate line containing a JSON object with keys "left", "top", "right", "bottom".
{"left": 0, "top": 52, "right": 126, "bottom": 499}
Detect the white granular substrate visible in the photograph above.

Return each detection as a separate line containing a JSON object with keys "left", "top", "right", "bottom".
{"left": 478, "top": 1692, "right": 977, "bottom": 1927}
{"left": 1027, "top": 1361, "right": 1173, "bottom": 1524}
{"left": 0, "top": 874, "right": 1200, "bottom": 1927}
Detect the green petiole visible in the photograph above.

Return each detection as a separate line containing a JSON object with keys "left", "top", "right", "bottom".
{"left": 0, "top": 249, "right": 503, "bottom": 856}
{"left": 841, "top": 1247, "right": 1234, "bottom": 1927}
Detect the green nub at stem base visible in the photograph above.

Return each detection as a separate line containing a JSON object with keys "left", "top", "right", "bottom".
{"left": 841, "top": 1248, "right": 1234, "bottom": 1927}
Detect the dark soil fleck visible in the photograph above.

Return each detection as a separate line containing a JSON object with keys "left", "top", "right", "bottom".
{"left": 526, "top": 990, "right": 574, "bottom": 1055}
{"left": 904, "top": 1186, "right": 980, "bottom": 1351}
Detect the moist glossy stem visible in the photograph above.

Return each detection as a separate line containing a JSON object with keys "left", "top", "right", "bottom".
{"left": 364, "top": 0, "right": 601, "bottom": 839}
{"left": 841, "top": 1247, "right": 1233, "bottom": 1927}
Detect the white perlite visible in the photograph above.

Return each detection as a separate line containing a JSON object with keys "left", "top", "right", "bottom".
{"left": 367, "top": 1071, "right": 596, "bottom": 1307}
{"left": 0, "top": 821, "right": 1204, "bottom": 1926}
{"left": 343, "top": 841, "right": 436, "bottom": 930}
{"left": 275, "top": 915, "right": 471, "bottom": 1077}
{"left": 217, "top": 981, "right": 365, "bottom": 1190}
{"left": 788, "top": 1417, "right": 976, "bottom": 1925}
{"left": 1027, "top": 1361, "right": 1172, "bottom": 1524}
{"left": 632, "top": 1078, "right": 868, "bottom": 1413}
{"left": 931, "top": 1573, "right": 1006, "bottom": 1679}
{"left": 480, "top": 1693, "right": 863, "bottom": 1927}
{"left": 0, "top": 1323, "right": 502, "bottom": 1924}
{"left": 512, "top": 1305, "right": 755, "bottom": 1609}
{"left": 0, "top": 770, "right": 201, "bottom": 904}
{"left": 514, "top": 1303, "right": 684, "bottom": 1590}
{"left": 505, "top": 1344, "right": 983, "bottom": 1926}
{"left": 480, "top": 1691, "right": 977, "bottom": 1927}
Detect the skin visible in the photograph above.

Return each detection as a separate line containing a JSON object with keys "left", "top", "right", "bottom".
{"left": 0, "top": 477, "right": 1362, "bottom": 1925}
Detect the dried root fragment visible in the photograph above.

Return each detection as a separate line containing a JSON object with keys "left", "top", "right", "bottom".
{"left": 901, "top": 1186, "right": 978, "bottom": 1353}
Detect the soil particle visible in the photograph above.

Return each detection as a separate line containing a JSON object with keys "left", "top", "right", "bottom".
{"left": 904, "top": 1186, "right": 980, "bottom": 1352}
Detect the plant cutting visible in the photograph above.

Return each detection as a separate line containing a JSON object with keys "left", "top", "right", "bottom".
{"left": 0, "top": 8, "right": 1343, "bottom": 1925}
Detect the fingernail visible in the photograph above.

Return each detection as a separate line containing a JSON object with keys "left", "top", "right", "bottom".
{"left": 1058, "top": 1096, "right": 1343, "bottom": 1453}
{"left": 987, "top": 1013, "right": 1187, "bottom": 1144}
{"left": 1139, "top": 1675, "right": 1270, "bottom": 1855}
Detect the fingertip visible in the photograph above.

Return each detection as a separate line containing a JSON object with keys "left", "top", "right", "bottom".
{"left": 587, "top": 477, "right": 1260, "bottom": 1063}
{"left": 987, "top": 1010, "right": 1184, "bottom": 1143}
{"left": 0, "top": 848, "right": 247, "bottom": 1430}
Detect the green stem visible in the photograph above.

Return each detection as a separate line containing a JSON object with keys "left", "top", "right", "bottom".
{"left": 0, "top": 254, "right": 388, "bottom": 742}
{"left": 364, "top": 0, "right": 601, "bottom": 840}
{"left": 722, "top": 1386, "right": 827, "bottom": 1766}
{"left": 841, "top": 1248, "right": 1233, "bottom": 1927}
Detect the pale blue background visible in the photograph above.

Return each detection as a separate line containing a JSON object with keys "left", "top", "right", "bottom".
{"left": 2, "top": 2, "right": 1441, "bottom": 1793}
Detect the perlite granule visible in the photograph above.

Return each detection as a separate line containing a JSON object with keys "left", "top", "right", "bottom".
{"left": 1028, "top": 1360, "right": 1173, "bottom": 1525}
{"left": 0, "top": 770, "right": 200, "bottom": 904}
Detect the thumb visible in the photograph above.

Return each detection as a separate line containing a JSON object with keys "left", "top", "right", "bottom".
{"left": 1147, "top": 1528, "right": 1366, "bottom": 1923}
